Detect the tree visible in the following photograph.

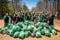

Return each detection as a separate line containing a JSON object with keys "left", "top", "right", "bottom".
{"left": 37, "top": 1, "right": 42, "bottom": 11}
{"left": 31, "top": 1, "right": 43, "bottom": 13}
{"left": 43, "top": 0, "right": 48, "bottom": 11}
{"left": 0, "top": 0, "right": 9, "bottom": 18}
{"left": 57, "top": 0, "right": 60, "bottom": 19}
{"left": 12, "top": 0, "right": 22, "bottom": 12}
{"left": 22, "top": 4, "right": 29, "bottom": 12}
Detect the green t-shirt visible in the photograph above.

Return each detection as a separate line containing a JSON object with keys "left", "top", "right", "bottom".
{"left": 3, "top": 16, "right": 10, "bottom": 22}
{"left": 37, "top": 15, "right": 41, "bottom": 22}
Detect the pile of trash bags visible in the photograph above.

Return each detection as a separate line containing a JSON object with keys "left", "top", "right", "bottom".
{"left": 0, "top": 21, "right": 57, "bottom": 39}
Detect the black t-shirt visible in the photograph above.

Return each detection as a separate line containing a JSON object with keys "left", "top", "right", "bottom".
{"left": 16, "top": 16, "right": 21, "bottom": 22}
{"left": 12, "top": 16, "right": 16, "bottom": 21}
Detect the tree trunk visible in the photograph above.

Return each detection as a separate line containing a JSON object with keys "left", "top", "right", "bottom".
{"left": 50, "top": 0, "right": 51, "bottom": 12}
{"left": 57, "top": 0, "right": 60, "bottom": 19}
{"left": 46, "top": 1, "right": 48, "bottom": 12}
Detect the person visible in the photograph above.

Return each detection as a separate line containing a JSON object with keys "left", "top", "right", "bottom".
{"left": 10, "top": 14, "right": 13, "bottom": 24}
{"left": 49, "top": 14, "right": 55, "bottom": 26}
{"left": 37, "top": 13, "right": 42, "bottom": 22}
{"left": 16, "top": 14, "right": 21, "bottom": 23}
{"left": 21, "top": 13, "right": 24, "bottom": 21}
{"left": 19, "top": 13, "right": 21, "bottom": 22}
{"left": 23, "top": 13, "right": 27, "bottom": 21}
{"left": 4, "top": 13, "right": 10, "bottom": 26}
{"left": 27, "top": 13, "right": 30, "bottom": 20}
{"left": 12, "top": 14, "right": 16, "bottom": 24}
{"left": 41, "top": 13, "right": 47, "bottom": 22}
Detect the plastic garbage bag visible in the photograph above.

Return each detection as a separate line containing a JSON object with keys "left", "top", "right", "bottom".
{"left": 28, "top": 25, "right": 34, "bottom": 31}
{"left": 22, "top": 25, "right": 28, "bottom": 31}
{"left": 11, "top": 25, "right": 20, "bottom": 32}
{"left": 45, "top": 29, "right": 50, "bottom": 37}
{"left": 33, "top": 28, "right": 39, "bottom": 33}
{"left": 24, "top": 31, "right": 29, "bottom": 38}
{"left": 49, "top": 25, "right": 54, "bottom": 31}
{"left": 13, "top": 31, "right": 20, "bottom": 38}
{"left": 1, "top": 27, "right": 8, "bottom": 31}
{"left": 16, "top": 22, "right": 24, "bottom": 28}
{"left": 40, "top": 22, "right": 47, "bottom": 28}
{"left": 35, "top": 31, "right": 42, "bottom": 38}
{"left": 40, "top": 29, "right": 45, "bottom": 35}
{"left": 9, "top": 30, "right": 15, "bottom": 36}
{"left": 7, "top": 24, "right": 13, "bottom": 28}
{"left": 19, "top": 31, "right": 25, "bottom": 39}
{"left": 30, "top": 32, "right": 35, "bottom": 37}
{"left": 51, "top": 29, "right": 57, "bottom": 35}
{"left": 28, "top": 21, "right": 34, "bottom": 25}
{"left": 0, "top": 27, "right": 8, "bottom": 34}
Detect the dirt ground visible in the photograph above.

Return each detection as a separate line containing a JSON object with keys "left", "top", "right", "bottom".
{"left": 0, "top": 19, "right": 60, "bottom": 40}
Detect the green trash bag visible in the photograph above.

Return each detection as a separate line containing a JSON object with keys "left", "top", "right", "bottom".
{"left": 28, "top": 25, "right": 34, "bottom": 31}
{"left": 13, "top": 31, "right": 20, "bottom": 38}
{"left": 0, "top": 27, "right": 8, "bottom": 34}
{"left": 22, "top": 25, "right": 28, "bottom": 31}
{"left": 19, "top": 31, "right": 25, "bottom": 39}
{"left": 28, "top": 21, "right": 34, "bottom": 25}
{"left": 11, "top": 25, "right": 20, "bottom": 32}
{"left": 16, "top": 22, "right": 24, "bottom": 28}
{"left": 40, "top": 29, "right": 45, "bottom": 35}
{"left": 24, "top": 31, "right": 29, "bottom": 38}
{"left": 24, "top": 21, "right": 29, "bottom": 25}
{"left": 1, "top": 27, "right": 8, "bottom": 31}
{"left": 7, "top": 24, "right": 13, "bottom": 28}
{"left": 36, "top": 31, "right": 42, "bottom": 38}
{"left": 51, "top": 29, "right": 57, "bottom": 35}
{"left": 8, "top": 25, "right": 14, "bottom": 30}
{"left": 38, "top": 26, "right": 42, "bottom": 31}
{"left": 33, "top": 28, "right": 39, "bottom": 33}
{"left": 9, "top": 30, "right": 15, "bottom": 36}
{"left": 40, "top": 22, "right": 47, "bottom": 28}
{"left": 45, "top": 29, "right": 50, "bottom": 37}
{"left": 49, "top": 25, "right": 54, "bottom": 31}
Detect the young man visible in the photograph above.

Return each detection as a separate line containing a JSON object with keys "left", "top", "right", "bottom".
{"left": 4, "top": 13, "right": 10, "bottom": 26}
{"left": 16, "top": 14, "right": 21, "bottom": 23}
{"left": 49, "top": 14, "right": 55, "bottom": 26}
{"left": 12, "top": 14, "right": 16, "bottom": 24}
{"left": 10, "top": 14, "right": 13, "bottom": 24}
{"left": 21, "top": 13, "right": 24, "bottom": 21}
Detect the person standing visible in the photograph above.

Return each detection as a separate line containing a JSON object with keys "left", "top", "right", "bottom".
{"left": 12, "top": 14, "right": 16, "bottom": 24}
{"left": 4, "top": 13, "right": 10, "bottom": 26}
{"left": 37, "top": 13, "right": 42, "bottom": 22}
{"left": 16, "top": 14, "right": 21, "bottom": 23}
{"left": 10, "top": 14, "right": 13, "bottom": 24}
{"left": 49, "top": 14, "right": 55, "bottom": 26}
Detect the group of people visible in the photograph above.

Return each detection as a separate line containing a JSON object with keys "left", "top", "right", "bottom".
{"left": 3, "top": 12, "right": 55, "bottom": 26}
